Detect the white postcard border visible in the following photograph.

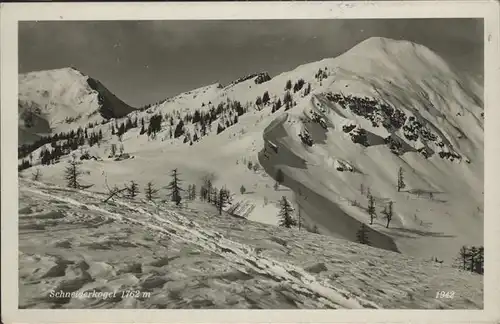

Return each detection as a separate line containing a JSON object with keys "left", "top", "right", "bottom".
{"left": 1, "top": 1, "right": 499, "bottom": 323}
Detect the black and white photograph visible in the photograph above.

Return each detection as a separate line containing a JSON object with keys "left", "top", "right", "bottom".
{"left": 2, "top": 1, "right": 500, "bottom": 322}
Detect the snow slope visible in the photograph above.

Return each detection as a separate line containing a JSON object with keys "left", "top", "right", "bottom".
{"left": 19, "top": 67, "right": 135, "bottom": 144}
{"left": 18, "top": 37, "right": 483, "bottom": 265}
{"left": 18, "top": 179, "right": 483, "bottom": 309}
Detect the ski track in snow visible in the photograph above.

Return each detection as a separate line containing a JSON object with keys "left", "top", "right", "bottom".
{"left": 21, "top": 184, "right": 380, "bottom": 309}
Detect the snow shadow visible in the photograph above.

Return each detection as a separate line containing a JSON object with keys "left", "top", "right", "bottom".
{"left": 259, "top": 115, "right": 400, "bottom": 253}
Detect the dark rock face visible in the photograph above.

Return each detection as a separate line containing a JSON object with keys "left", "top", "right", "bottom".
{"left": 254, "top": 72, "right": 272, "bottom": 85}
{"left": 86, "top": 77, "right": 136, "bottom": 120}
{"left": 325, "top": 92, "right": 461, "bottom": 161}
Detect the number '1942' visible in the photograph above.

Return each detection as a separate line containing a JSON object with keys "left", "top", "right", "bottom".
{"left": 435, "top": 291, "right": 455, "bottom": 299}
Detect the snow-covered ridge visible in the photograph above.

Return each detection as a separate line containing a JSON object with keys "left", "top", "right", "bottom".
{"left": 19, "top": 67, "right": 135, "bottom": 144}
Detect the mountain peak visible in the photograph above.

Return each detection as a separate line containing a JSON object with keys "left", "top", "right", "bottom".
{"left": 18, "top": 67, "right": 135, "bottom": 144}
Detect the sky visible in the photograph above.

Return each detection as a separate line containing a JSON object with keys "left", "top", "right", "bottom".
{"left": 19, "top": 19, "right": 483, "bottom": 107}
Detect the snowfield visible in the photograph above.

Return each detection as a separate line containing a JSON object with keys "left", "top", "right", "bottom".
{"left": 17, "top": 37, "right": 484, "bottom": 308}
{"left": 18, "top": 179, "right": 483, "bottom": 309}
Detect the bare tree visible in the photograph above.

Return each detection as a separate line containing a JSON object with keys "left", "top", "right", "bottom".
{"left": 110, "top": 144, "right": 117, "bottom": 157}
{"left": 102, "top": 177, "right": 127, "bottom": 203}
{"left": 31, "top": 169, "right": 42, "bottom": 181}
{"left": 295, "top": 188, "right": 308, "bottom": 231}
{"left": 382, "top": 201, "right": 394, "bottom": 228}
{"left": 201, "top": 173, "right": 216, "bottom": 203}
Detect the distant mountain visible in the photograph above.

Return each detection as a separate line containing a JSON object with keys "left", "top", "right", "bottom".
{"left": 18, "top": 67, "right": 135, "bottom": 144}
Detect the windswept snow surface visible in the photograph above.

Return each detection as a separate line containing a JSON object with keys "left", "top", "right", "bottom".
{"left": 18, "top": 179, "right": 483, "bottom": 309}
{"left": 19, "top": 37, "right": 483, "bottom": 273}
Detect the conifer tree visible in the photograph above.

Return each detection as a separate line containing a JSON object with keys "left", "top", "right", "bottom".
{"left": 469, "top": 246, "right": 478, "bottom": 272}
{"left": 255, "top": 96, "right": 262, "bottom": 107}
{"left": 191, "top": 184, "right": 197, "bottom": 200}
{"left": 145, "top": 181, "right": 158, "bottom": 201}
{"left": 276, "top": 98, "right": 282, "bottom": 109}
{"left": 127, "top": 180, "right": 139, "bottom": 198}
{"left": 200, "top": 174, "right": 215, "bottom": 203}
{"left": 356, "top": 224, "right": 370, "bottom": 245}
{"left": 64, "top": 158, "right": 83, "bottom": 189}
{"left": 174, "top": 120, "right": 185, "bottom": 138}
{"left": 458, "top": 245, "right": 470, "bottom": 271}
{"left": 397, "top": 167, "right": 406, "bottom": 192}
{"left": 217, "top": 187, "right": 229, "bottom": 215}
{"left": 283, "top": 91, "right": 293, "bottom": 105}
{"left": 474, "top": 246, "right": 484, "bottom": 274}
{"left": 200, "top": 185, "right": 207, "bottom": 202}
{"left": 167, "top": 169, "right": 183, "bottom": 205}
{"left": 262, "top": 91, "right": 270, "bottom": 105}
{"left": 278, "top": 196, "right": 296, "bottom": 228}
{"left": 368, "top": 194, "right": 376, "bottom": 225}
{"left": 212, "top": 187, "right": 218, "bottom": 206}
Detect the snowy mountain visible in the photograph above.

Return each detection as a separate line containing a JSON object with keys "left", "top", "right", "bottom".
{"left": 17, "top": 37, "right": 484, "bottom": 308}
{"left": 18, "top": 67, "right": 136, "bottom": 145}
